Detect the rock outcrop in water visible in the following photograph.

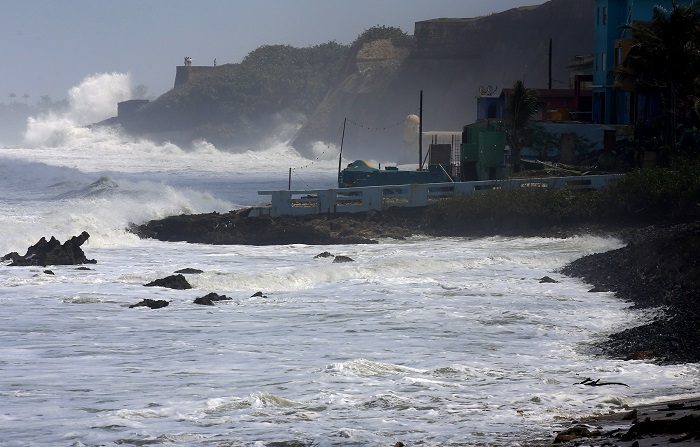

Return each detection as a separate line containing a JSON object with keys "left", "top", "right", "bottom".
{"left": 143, "top": 274, "right": 192, "bottom": 290}
{"left": 194, "top": 292, "right": 231, "bottom": 305}
{"left": 133, "top": 208, "right": 419, "bottom": 245}
{"left": 129, "top": 299, "right": 170, "bottom": 309}
{"left": 2, "top": 231, "right": 96, "bottom": 266}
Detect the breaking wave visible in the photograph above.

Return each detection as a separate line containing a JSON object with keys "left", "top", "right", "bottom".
{"left": 24, "top": 72, "right": 132, "bottom": 147}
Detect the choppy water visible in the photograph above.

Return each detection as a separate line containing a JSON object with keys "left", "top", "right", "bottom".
{"left": 0, "top": 74, "right": 698, "bottom": 446}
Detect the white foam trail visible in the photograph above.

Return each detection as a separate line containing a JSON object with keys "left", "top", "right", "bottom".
{"left": 0, "top": 176, "right": 233, "bottom": 253}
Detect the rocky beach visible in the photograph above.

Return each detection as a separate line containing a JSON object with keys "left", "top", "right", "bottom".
{"left": 135, "top": 209, "right": 700, "bottom": 365}
{"left": 134, "top": 208, "right": 700, "bottom": 445}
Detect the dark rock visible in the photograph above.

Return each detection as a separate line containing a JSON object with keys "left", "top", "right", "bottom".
{"left": 194, "top": 296, "right": 215, "bottom": 306}
{"left": 76, "top": 266, "right": 92, "bottom": 271}
{"left": 588, "top": 286, "right": 609, "bottom": 292}
{"left": 133, "top": 208, "right": 426, "bottom": 246}
{"left": 5, "top": 231, "right": 96, "bottom": 266}
{"left": 144, "top": 274, "right": 192, "bottom": 290}
{"left": 174, "top": 268, "right": 204, "bottom": 274}
{"left": 539, "top": 275, "right": 559, "bottom": 283}
{"left": 43, "top": 270, "right": 54, "bottom": 275}
{"left": 266, "top": 442, "right": 308, "bottom": 447}
{"left": 313, "top": 251, "right": 334, "bottom": 259}
{"left": 626, "top": 351, "right": 655, "bottom": 361}
{"left": 251, "top": 291, "right": 267, "bottom": 298}
{"left": 129, "top": 299, "right": 170, "bottom": 309}
{"left": 1, "top": 252, "right": 20, "bottom": 263}
{"left": 621, "top": 414, "right": 700, "bottom": 441}
{"left": 333, "top": 255, "right": 354, "bottom": 263}
{"left": 554, "top": 425, "right": 596, "bottom": 443}
{"left": 562, "top": 222, "right": 700, "bottom": 364}
{"left": 194, "top": 292, "right": 231, "bottom": 305}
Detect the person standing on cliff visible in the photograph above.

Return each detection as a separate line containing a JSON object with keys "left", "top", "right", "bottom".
{"left": 213, "top": 58, "right": 217, "bottom": 66}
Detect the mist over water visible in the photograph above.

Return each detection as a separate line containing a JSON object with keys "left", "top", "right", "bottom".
{"left": 1, "top": 73, "right": 698, "bottom": 446}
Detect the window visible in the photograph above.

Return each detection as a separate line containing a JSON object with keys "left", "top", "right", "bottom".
{"left": 602, "top": 52, "right": 607, "bottom": 72}
{"left": 603, "top": 6, "right": 607, "bottom": 25}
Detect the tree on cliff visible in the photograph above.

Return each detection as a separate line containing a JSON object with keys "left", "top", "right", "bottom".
{"left": 616, "top": 1, "right": 700, "bottom": 157}
{"left": 505, "top": 80, "right": 539, "bottom": 172}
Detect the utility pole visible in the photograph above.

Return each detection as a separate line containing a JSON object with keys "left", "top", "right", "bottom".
{"left": 338, "top": 117, "right": 347, "bottom": 179}
{"left": 419, "top": 90, "right": 423, "bottom": 170}
{"left": 548, "top": 38, "right": 553, "bottom": 90}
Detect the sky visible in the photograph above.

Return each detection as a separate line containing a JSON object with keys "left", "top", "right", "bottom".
{"left": 1, "top": 0, "right": 546, "bottom": 102}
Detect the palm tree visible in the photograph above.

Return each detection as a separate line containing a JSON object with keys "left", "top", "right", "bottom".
{"left": 505, "top": 80, "right": 539, "bottom": 172}
{"left": 617, "top": 1, "right": 700, "bottom": 153}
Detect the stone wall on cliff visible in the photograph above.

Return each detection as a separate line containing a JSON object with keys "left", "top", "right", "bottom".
{"left": 174, "top": 65, "right": 217, "bottom": 88}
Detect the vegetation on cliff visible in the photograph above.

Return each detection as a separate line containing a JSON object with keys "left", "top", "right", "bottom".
{"left": 132, "top": 42, "right": 349, "bottom": 145}
{"left": 114, "top": 0, "right": 594, "bottom": 153}
{"left": 125, "top": 25, "right": 413, "bottom": 147}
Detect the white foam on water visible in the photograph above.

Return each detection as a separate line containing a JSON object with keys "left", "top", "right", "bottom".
{"left": 0, "top": 73, "right": 697, "bottom": 447}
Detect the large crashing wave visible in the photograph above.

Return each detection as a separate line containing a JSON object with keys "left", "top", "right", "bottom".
{"left": 24, "top": 73, "right": 132, "bottom": 147}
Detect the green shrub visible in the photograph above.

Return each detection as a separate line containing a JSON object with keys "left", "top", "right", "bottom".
{"left": 428, "top": 163, "right": 700, "bottom": 233}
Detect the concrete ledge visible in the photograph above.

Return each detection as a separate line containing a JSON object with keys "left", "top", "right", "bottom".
{"left": 253, "top": 175, "right": 622, "bottom": 218}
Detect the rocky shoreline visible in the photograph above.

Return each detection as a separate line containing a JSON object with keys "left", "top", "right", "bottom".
{"left": 135, "top": 209, "right": 699, "bottom": 365}
{"left": 562, "top": 221, "right": 700, "bottom": 364}
{"left": 132, "top": 207, "right": 622, "bottom": 245}
{"left": 133, "top": 210, "right": 700, "bottom": 445}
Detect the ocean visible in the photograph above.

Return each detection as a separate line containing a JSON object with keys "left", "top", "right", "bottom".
{"left": 0, "top": 74, "right": 698, "bottom": 447}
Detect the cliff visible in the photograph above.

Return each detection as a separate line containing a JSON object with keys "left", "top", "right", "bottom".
{"left": 105, "top": 43, "right": 349, "bottom": 148}
{"left": 101, "top": 0, "right": 594, "bottom": 155}
{"left": 293, "top": 0, "right": 594, "bottom": 160}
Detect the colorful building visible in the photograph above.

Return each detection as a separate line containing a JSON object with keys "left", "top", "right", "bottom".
{"left": 592, "top": 0, "right": 692, "bottom": 124}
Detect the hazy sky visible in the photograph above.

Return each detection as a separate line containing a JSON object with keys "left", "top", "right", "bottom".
{"left": 2, "top": 0, "right": 546, "bottom": 102}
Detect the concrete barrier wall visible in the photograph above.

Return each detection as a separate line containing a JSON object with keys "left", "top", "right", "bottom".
{"left": 251, "top": 175, "right": 622, "bottom": 218}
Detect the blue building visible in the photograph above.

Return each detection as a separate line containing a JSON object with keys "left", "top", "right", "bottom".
{"left": 592, "top": 0, "right": 691, "bottom": 124}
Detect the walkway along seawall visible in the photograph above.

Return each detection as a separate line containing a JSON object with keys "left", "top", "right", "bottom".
{"left": 250, "top": 174, "right": 622, "bottom": 218}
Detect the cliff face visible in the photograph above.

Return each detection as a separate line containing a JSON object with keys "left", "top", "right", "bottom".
{"left": 108, "top": 43, "right": 349, "bottom": 149}
{"left": 293, "top": 0, "right": 594, "bottom": 161}
{"left": 103, "top": 0, "right": 594, "bottom": 156}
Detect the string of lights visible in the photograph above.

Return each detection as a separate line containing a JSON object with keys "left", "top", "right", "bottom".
{"left": 288, "top": 115, "right": 408, "bottom": 188}
{"left": 345, "top": 116, "right": 405, "bottom": 132}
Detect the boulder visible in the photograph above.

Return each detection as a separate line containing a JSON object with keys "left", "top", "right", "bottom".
{"left": 588, "top": 286, "right": 609, "bottom": 292}
{"left": 1, "top": 252, "right": 20, "bottom": 263}
{"left": 194, "top": 292, "right": 231, "bottom": 305}
{"left": 251, "top": 291, "right": 268, "bottom": 298}
{"left": 174, "top": 268, "right": 204, "bottom": 274}
{"left": 4, "top": 232, "right": 96, "bottom": 266}
{"left": 129, "top": 299, "right": 170, "bottom": 309}
{"left": 76, "top": 266, "right": 92, "bottom": 271}
{"left": 333, "top": 255, "right": 355, "bottom": 263}
{"left": 314, "top": 251, "right": 334, "bottom": 259}
{"left": 539, "top": 276, "right": 559, "bottom": 283}
{"left": 144, "top": 274, "right": 192, "bottom": 289}
{"left": 553, "top": 425, "right": 598, "bottom": 443}
{"left": 43, "top": 270, "right": 54, "bottom": 275}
